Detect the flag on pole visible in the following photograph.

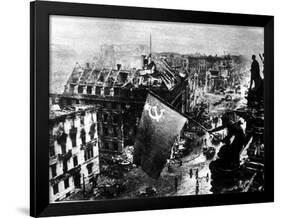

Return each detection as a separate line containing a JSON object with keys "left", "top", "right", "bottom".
{"left": 133, "top": 92, "right": 187, "bottom": 179}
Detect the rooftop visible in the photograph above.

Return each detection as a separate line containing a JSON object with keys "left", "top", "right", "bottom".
{"left": 64, "top": 56, "right": 186, "bottom": 92}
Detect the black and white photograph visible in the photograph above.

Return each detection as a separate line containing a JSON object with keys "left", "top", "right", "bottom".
{"left": 49, "top": 15, "right": 265, "bottom": 203}
{"left": 0, "top": 0, "right": 279, "bottom": 217}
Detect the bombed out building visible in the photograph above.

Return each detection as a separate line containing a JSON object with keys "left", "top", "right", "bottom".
{"left": 49, "top": 105, "right": 99, "bottom": 202}
{"left": 60, "top": 55, "right": 190, "bottom": 154}
{"left": 187, "top": 54, "right": 245, "bottom": 92}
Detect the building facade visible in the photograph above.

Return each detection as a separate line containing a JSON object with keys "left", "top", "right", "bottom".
{"left": 49, "top": 105, "right": 99, "bottom": 202}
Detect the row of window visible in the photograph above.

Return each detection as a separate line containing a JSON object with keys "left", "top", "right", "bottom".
{"left": 84, "top": 146, "right": 94, "bottom": 162}
{"left": 52, "top": 161, "right": 94, "bottom": 196}
{"left": 50, "top": 155, "right": 78, "bottom": 178}
{"left": 50, "top": 145, "right": 94, "bottom": 179}
{"left": 52, "top": 178, "right": 69, "bottom": 195}
{"left": 50, "top": 123, "right": 96, "bottom": 157}
{"left": 77, "top": 86, "right": 118, "bottom": 96}
{"left": 75, "top": 85, "right": 148, "bottom": 100}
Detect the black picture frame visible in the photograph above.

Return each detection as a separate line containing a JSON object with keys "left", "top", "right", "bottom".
{"left": 30, "top": 1, "right": 274, "bottom": 217}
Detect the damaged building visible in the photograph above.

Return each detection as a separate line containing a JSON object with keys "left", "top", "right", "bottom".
{"left": 60, "top": 51, "right": 190, "bottom": 154}
{"left": 187, "top": 54, "right": 245, "bottom": 93}
{"left": 58, "top": 47, "right": 245, "bottom": 155}
{"left": 49, "top": 104, "right": 100, "bottom": 202}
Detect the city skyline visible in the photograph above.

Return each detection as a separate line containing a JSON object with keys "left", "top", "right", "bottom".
{"left": 50, "top": 15, "right": 264, "bottom": 94}
{"left": 50, "top": 15, "right": 264, "bottom": 57}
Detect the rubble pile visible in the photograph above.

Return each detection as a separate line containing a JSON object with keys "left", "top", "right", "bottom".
{"left": 120, "top": 146, "right": 134, "bottom": 164}
{"left": 93, "top": 146, "right": 136, "bottom": 199}
{"left": 118, "top": 167, "right": 175, "bottom": 199}
{"left": 97, "top": 146, "right": 177, "bottom": 199}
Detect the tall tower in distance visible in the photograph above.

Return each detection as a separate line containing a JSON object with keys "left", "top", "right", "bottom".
{"left": 149, "top": 34, "right": 152, "bottom": 55}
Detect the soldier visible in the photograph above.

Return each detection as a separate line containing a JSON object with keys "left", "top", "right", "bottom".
{"left": 209, "top": 112, "right": 246, "bottom": 168}
{"left": 249, "top": 55, "right": 262, "bottom": 91}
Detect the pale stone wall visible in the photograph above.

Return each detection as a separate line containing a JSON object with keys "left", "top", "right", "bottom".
{"left": 49, "top": 108, "right": 99, "bottom": 202}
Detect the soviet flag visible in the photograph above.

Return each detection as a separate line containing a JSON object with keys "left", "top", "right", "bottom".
{"left": 133, "top": 92, "right": 187, "bottom": 179}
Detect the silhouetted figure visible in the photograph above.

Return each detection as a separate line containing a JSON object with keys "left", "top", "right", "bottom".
{"left": 209, "top": 112, "right": 246, "bottom": 168}
{"left": 249, "top": 55, "right": 262, "bottom": 91}
{"left": 208, "top": 112, "right": 247, "bottom": 194}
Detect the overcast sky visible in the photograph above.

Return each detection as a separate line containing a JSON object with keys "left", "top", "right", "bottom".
{"left": 50, "top": 15, "right": 264, "bottom": 57}
{"left": 49, "top": 15, "right": 264, "bottom": 94}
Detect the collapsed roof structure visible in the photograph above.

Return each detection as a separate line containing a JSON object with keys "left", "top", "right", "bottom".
{"left": 63, "top": 55, "right": 189, "bottom": 111}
